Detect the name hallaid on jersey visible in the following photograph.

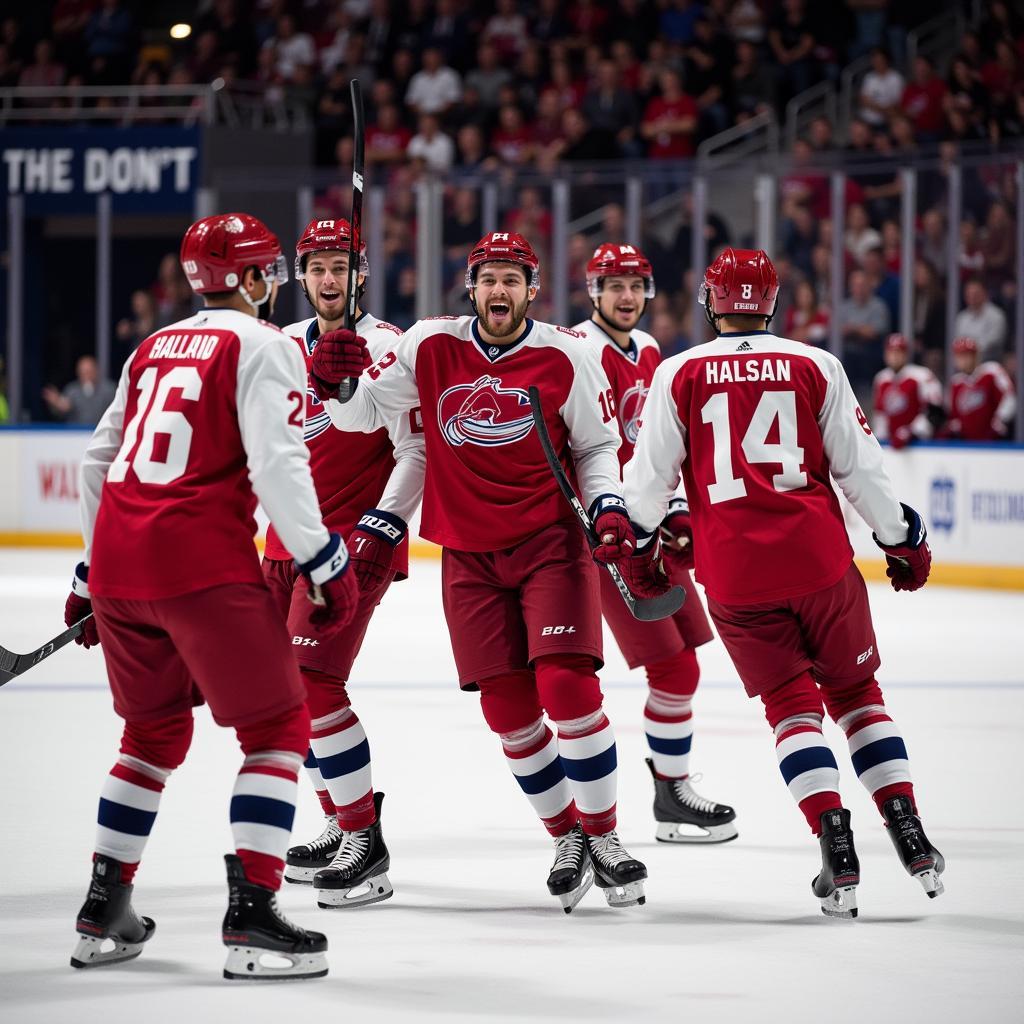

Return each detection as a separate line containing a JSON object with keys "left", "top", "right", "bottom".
{"left": 438, "top": 374, "right": 534, "bottom": 447}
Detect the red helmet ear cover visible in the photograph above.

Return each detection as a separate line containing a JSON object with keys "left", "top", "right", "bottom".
{"left": 699, "top": 247, "right": 779, "bottom": 318}
{"left": 586, "top": 242, "right": 655, "bottom": 298}
{"left": 466, "top": 231, "right": 541, "bottom": 290}
{"left": 180, "top": 213, "right": 286, "bottom": 294}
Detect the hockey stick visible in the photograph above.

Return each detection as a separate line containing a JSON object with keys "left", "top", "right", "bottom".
{"left": 528, "top": 387, "right": 685, "bottom": 622}
{"left": 336, "top": 77, "right": 365, "bottom": 403}
{"left": 0, "top": 616, "right": 91, "bottom": 687}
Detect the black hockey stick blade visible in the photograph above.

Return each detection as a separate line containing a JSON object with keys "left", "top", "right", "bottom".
{"left": 336, "top": 77, "right": 365, "bottom": 403}
{"left": 527, "top": 387, "right": 684, "bottom": 622}
{"left": 0, "top": 616, "right": 91, "bottom": 687}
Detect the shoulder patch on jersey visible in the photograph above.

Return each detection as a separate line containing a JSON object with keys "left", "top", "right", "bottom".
{"left": 257, "top": 319, "right": 284, "bottom": 333}
{"left": 556, "top": 325, "right": 583, "bottom": 337}
{"left": 424, "top": 315, "right": 461, "bottom": 321}
{"left": 375, "top": 321, "right": 403, "bottom": 336}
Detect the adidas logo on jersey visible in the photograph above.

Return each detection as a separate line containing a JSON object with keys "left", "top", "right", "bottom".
{"left": 735, "top": 340, "right": 753, "bottom": 351}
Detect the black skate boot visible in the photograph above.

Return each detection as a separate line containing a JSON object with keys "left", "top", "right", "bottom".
{"left": 646, "top": 758, "right": 738, "bottom": 844}
{"left": 222, "top": 854, "right": 328, "bottom": 981}
{"left": 882, "top": 795, "right": 945, "bottom": 898}
{"left": 314, "top": 791, "right": 393, "bottom": 909}
{"left": 584, "top": 831, "right": 647, "bottom": 909}
{"left": 547, "top": 822, "right": 595, "bottom": 914}
{"left": 812, "top": 808, "right": 860, "bottom": 920}
{"left": 284, "top": 815, "right": 341, "bottom": 885}
{"left": 70, "top": 855, "right": 156, "bottom": 969}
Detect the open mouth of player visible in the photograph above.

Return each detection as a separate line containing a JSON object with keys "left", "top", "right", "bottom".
{"left": 319, "top": 288, "right": 342, "bottom": 305}
{"left": 488, "top": 302, "right": 511, "bottom": 325}
{"left": 615, "top": 305, "right": 637, "bottom": 318}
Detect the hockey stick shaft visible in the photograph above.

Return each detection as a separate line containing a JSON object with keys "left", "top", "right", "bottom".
{"left": 527, "top": 387, "right": 684, "bottom": 622}
{"left": 0, "top": 616, "right": 91, "bottom": 687}
{"left": 337, "top": 77, "right": 365, "bottom": 403}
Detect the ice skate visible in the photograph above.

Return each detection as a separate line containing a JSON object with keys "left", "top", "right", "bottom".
{"left": 222, "top": 854, "right": 328, "bottom": 981}
{"left": 70, "top": 855, "right": 155, "bottom": 969}
{"left": 585, "top": 830, "right": 647, "bottom": 908}
{"left": 546, "top": 822, "right": 594, "bottom": 914}
{"left": 284, "top": 815, "right": 341, "bottom": 885}
{"left": 646, "top": 758, "right": 738, "bottom": 844}
{"left": 812, "top": 808, "right": 860, "bottom": 920}
{"left": 314, "top": 791, "right": 393, "bottom": 909}
{"left": 882, "top": 795, "right": 945, "bottom": 899}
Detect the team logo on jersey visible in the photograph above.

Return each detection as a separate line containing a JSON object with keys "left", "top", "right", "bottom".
{"left": 619, "top": 379, "right": 648, "bottom": 444}
{"left": 883, "top": 390, "right": 909, "bottom": 415}
{"left": 304, "top": 387, "right": 332, "bottom": 441}
{"left": 957, "top": 387, "right": 985, "bottom": 414}
{"left": 438, "top": 375, "right": 534, "bottom": 447}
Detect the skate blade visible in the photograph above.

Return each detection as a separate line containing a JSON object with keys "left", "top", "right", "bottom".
{"left": 283, "top": 864, "right": 318, "bottom": 885}
{"left": 819, "top": 885, "right": 858, "bottom": 920}
{"left": 655, "top": 820, "right": 739, "bottom": 844}
{"left": 223, "top": 946, "right": 328, "bottom": 981}
{"left": 555, "top": 864, "right": 595, "bottom": 915}
{"left": 915, "top": 868, "right": 945, "bottom": 899}
{"left": 599, "top": 879, "right": 646, "bottom": 909}
{"left": 315, "top": 872, "right": 393, "bottom": 909}
{"left": 70, "top": 933, "right": 147, "bottom": 969}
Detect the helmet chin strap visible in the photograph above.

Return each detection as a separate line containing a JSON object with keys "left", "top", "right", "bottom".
{"left": 239, "top": 272, "right": 273, "bottom": 314}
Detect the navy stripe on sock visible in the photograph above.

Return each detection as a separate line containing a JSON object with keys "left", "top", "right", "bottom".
{"left": 851, "top": 736, "right": 908, "bottom": 777}
{"left": 779, "top": 745, "right": 838, "bottom": 785}
{"left": 315, "top": 739, "right": 370, "bottom": 781}
{"left": 513, "top": 756, "right": 566, "bottom": 796}
{"left": 646, "top": 733, "right": 693, "bottom": 756}
{"left": 97, "top": 798, "right": 157, "bottom": 837}
{"left": 303, "top": 747, "right": 318, "bottom": 769}
{"left": 229, "top": 794, "right": 296, "bottom": 832}
{"left": 561, "top": 742, "right": 618, "bottom": 783}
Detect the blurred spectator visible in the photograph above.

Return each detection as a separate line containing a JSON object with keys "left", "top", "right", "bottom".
{"left": 553, "top": 108, "right": 614, "bottom": 163}
{"left": 507, "top": 185, "right": 554, "bottom": 244}
{"left": 684, "top": 15, "right": 734, "bottom": 136}
{"left": 733, "top": 40, "right": 776, "bottom": 121}
{"left": 484, "top": 0, "right": 528, "bottom": 62}
{"left": 465, "top": 43, "right": 511, "bottom": 110}
{"left": 408, "top": 113, "right": 455, "bottom": 174}
{"left": 366, "top": 102, "right": 412, "bottom": 169}
{"left": 444, "top": 186, "right": 483, "bottom": 257}
{"left": 533, "top": 0, "right": 571, "bottom": 48}
{"left": 491, "top": 105, "right": 534, "bottom": 166}
{"left": 862, "top": 246, "right": 900, "bottom": 327}
{"left": 453, "top": 122, "right": 492, "bottom": 172}
{"left": 808, "top": 116, "right": 834, "bottom": 151}
{"left": 954, "top": 278, "right": 1008, "bottom": 360}
{"left": 946, "top": 55, "right": 988, "bottom": 135}
{"left": 900, "top": 55, "right": 947, "bottom": 141}
{"left": 264, "top": 14, "right": 314, "bottom": 82}
{"left": 784, "top": 279, "right": 830, "bottom": 346}
{"left": 42, "top": 356, "right": 116, "bottom": 426}
{"left": 959, "top": 220, "right": 986, "bottom": 282}
{"left": 660, "top": 0, "right": 703, "bottom": 46}
{"left": 424, "top": 0, "right": 471, "bottom": 65}
{"left": 582, "top": 60, "right": 639, "bottom": 155}
{"left": 727, "top": 0, "right": 766, "bottom": 43}
{"left": 195, "top": 0, "right": 257, "bottom": 78}
{"left": 18, "top": 38, "right": 66, "bottom": 90}
{"left": 980, "top": 199, "right": 1016, "bottom": 296}
{"left": 912, "top": 258, "right": 947, "bottom": 368}
{"left": 859, "top": 47, "right": 904, "bottom": 127}
{"left": 918, "top": 208, "right": 948, "bottom": 279}
{"left": 406, "top": 46, "right": 461, "bottom": 117}
{"left": 844, "top": 203, "right": 882, "bottom": 265}
{"left": 839, "top": 268, "right": 891, "bottom": 391}
{"left": 783, "top": 203, "right": 819, "bottom": 279}
{"left": 641, "top": 69, "right": 698, "bottom": 159}
{"left": 651, "top": 310, "right": 689, "bottom": 355}
{"left": 85, "top": 0, "right": 136, "bottom": 85}
{"left": 115, "top": 289, "right": 157, "bottom": 358}
{"left": 0, "top": 42, "right": 18, "bottom": 88}
{"left": 152, "top": 253, "right": 193, "bottom": 323}
{"left": 768, "top": 0, "right": 817, "bottom": 104}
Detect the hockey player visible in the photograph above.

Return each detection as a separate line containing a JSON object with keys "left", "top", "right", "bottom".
{"left": 947, "top": 336, "right": 1016, "bottom": 441}
{"left": 623, "top": 248, "right": 944, "bottom": 919}
{"left": 265, "top": 218, "right": 425, "bottom": 908}
{"left": 872, "top": 333, "right": 943, "bottom": 448}
{"left": 573, "top": 242, "right": 737, "bottom": 844}
{"left": 311, "top": 231, "right": 654, "bottom": 913}
{"left": 63, "top": 213, "right": 364, "bottom": 980}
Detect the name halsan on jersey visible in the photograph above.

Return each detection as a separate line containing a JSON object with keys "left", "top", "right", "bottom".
{"left": 706, "top": 358, "right": 792, "bottom": 384}
{"left": 150, "top": 333, "right": 220, "bottom": 360}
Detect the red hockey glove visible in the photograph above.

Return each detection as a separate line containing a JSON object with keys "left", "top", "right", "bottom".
{"left": 297, "top": 534, "right": 360, "bottom": 636}
{"left": 590, "top": 495, "right": 636, "bottom": 565}
{"left": 991, "top": 416, "right": 1008, "bottom": 438}
{"left": 873, "top": 503, "right": 931, "bottom": 593}
{"left": 64, "top": 562, "right": 100, "bottom": 648}
{"left": 348, "top": 509, "right": 407, "bottom": 593}
{"left": 659, "top": 497, "right": 694, "bottom": 571}
{"left": 310, "top": 329, "right": 371, "bottom": 401}
{"left": 618, "top": 542, "right": 673, "bottom": 600}
{"left": 890, "top": 426, "right": 912, "bottom": 450}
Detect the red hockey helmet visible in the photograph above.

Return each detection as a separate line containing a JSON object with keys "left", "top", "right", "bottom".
{"left": 886, "top": 332, "right": 910, "bottom": 352}
{"left": 952, "top": 336, "right": 978, "bottom": 354}
{"left": 180, "top": 213, "right": 287, "bottom": 295}
{"left": 699, "top": 247, "right": 779, "bottom": 326}
{"left": 294, "top": 217, "right": 369, "bottom": 280}
{"left": 465, "top": 231, "right": 541, "bottom": 291}
{"left": 586, "top": 242, "right": 656, "bottom": 299}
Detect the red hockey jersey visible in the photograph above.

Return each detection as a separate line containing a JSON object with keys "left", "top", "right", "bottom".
{"left": 949, "top": 362, "right": 1016, "bottom": 441}
{"left": 82, "top": 308, "right": 331, "bottom": 599}
{"left": 872, "top": 363, "right": 941, "bottom": 442}
{"left": 325, "top": 316, "right": 622, "bottom": 552}
{"left": 623, "top": 331, "right": 909, "bottom": 605}
{"left": 263, "top": 312, "right": 425, "bottom": 579}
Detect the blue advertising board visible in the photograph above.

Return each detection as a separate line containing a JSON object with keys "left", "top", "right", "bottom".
{"left": 2, "top": 125, "right": 201, "bottom": 214}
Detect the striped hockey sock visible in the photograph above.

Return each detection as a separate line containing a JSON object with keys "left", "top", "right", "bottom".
{"left": 230, "top": 750, "right": 302, "bottom": 890}
{"left": 838, "top": 705, "right": 915, "bottom": 816}
{"left": 555, "top": 709, "right": 618, "bottom": 836}
{"left": 499, "top": 718, "right": 577, "bottom": 837}
{"left": 309, "top": 706, "right": 375, "bottom": 832}
{"left": 302, "top": 747, "right": 335, "bottom": 817}
{"left": 644, "top": 688, "right": 694, "bottom": 780}
{"left": 775, "top": 714, "right": 842, "bottom": 835}
{"left": 95, "top": 755, "right": 170, "bottom": 883}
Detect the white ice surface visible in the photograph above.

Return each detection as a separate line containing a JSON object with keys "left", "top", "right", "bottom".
{"left": 0, "top": 549, "right": 1022, "bottom": 1023}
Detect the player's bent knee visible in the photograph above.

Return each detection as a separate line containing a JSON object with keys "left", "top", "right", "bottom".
{"left": 120, "top": 713, "right": 194, "bottom": 771}
{"left": 478, "top": 670, "right": 543, "bottom": 734}
{"left": 236, "top": 701, "right": 311, "bottom": 757}
{"left": 821, "top": 675, "right": 885, "bottom": 722}
{"left": 301, "top": 667, "right": 350, "bottom": 721}
{"left": 760, "top": 670, "right": 824, "bottom": 730}
{"left": 533, "top": 653, "right": 604, "bottom": 722}
{"left": 644, "top": 648, "right": 700, "bottom": 696}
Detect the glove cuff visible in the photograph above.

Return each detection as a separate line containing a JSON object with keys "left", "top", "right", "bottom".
{"left": 72, "top": 562, "right": 91, "bottom": 599}
{"left": 666, "top": 497, "right": 690, "bottom": 517}
{"left": 356, "top": 509, "right": 407, "bottom": 546}
{"left": 588, "top": 493, "right": 627, "bottom": 522}
{"left": 633, "top": 523, "right": 659, "bottom": 553}
{"left": 298, "top": 533, "right": 349, "bottom": 584}
{"left": 873, "top": 502, "right": 927, "bottom": 552}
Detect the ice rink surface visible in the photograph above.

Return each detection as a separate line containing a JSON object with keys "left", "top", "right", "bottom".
{"left": 1, "top": 548, "right": 1022, "bottom": 1024}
